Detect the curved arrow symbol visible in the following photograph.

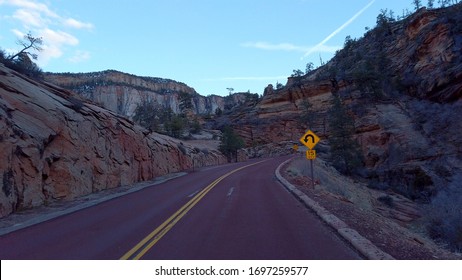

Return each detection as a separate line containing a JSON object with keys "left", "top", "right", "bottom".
{"left": 304, "top": 134, "right": 315, "bottom": 143}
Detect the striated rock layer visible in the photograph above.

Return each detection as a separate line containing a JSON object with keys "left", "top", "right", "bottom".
{"left": 44, "top": 70, "right": 248, "bottom": 117}
{"left": 0, "top": 65, "right": 227, "bottom": 218}
{"left": 227, "top": 4, "right": 462, "bottom": 200}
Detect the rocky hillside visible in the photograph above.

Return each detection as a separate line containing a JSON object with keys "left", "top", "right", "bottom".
{"left": 225, "top": 4, "right": 462, "bottom": 201}
{"left": 44, "top": 70, "right": 248, "bottom": 118}
{"left": 0, "top": 64, "right": 227, "bottom": 218}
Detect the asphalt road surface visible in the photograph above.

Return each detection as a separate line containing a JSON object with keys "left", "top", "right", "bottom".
{"left": 0, "top": 156, "right": 361, "bottom": 260}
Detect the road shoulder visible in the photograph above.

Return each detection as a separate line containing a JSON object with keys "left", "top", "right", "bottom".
{"left": 276, "top": 157, "right": 462, "bottom": 260}
{"left": 276, "top": 157, "right": 394, "bottom": 260}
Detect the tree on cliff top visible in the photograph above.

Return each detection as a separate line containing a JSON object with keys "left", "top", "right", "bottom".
{"left": 1, "top": 31, "right": 43, "bottom": 78}
{"left": 8, "top": 32, "right": 43, "bottom": 61}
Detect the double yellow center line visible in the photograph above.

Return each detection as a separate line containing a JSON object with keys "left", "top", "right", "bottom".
{"left": 120, "top": 160, "right": 266, "bottom": 260}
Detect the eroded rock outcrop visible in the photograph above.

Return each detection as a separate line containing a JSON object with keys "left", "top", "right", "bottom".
{"left": 0, "top": 65, "right": 226, "bottom": 218}
{"left": 225, "top": 4, "right": 462, "bottom": 200}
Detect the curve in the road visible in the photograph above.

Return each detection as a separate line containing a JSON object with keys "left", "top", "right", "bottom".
{"left": 121, "top": 160, "right": 268, "bottom": 260}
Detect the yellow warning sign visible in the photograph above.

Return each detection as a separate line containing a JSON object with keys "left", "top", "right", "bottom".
{"left": 300, "top": 130, "right": 320, "bottom": 150}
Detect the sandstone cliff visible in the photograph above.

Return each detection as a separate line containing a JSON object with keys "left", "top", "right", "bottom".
{"left": 44, "top": 70, "right": 248, "bottom": 118}
{"left": 0, "top": 65, "right": 226, "bottom": 218}
{"left": 225, "top": 4, "right": 462, "bottom": 200}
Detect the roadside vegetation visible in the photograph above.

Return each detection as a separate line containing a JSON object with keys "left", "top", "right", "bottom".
{"left": 218, "top": 126, "right": 245, "bottom": 162}
{"left": 425, "top": 175, "right": 462, "bottom": 252}
{"left": 287, "top": 0, "right": 462, "bottom": 253}
{"left": 132, "top": 95, "right": 202, "bottom": 139}
{"left": 327, "top": 95, "right": 363, "bottom": 175}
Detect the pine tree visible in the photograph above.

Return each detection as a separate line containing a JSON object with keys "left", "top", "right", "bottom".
{"left": 328, "top": 95, "right": 363, "bottom": 175}
{"left": 170, "top": 115, "right": 185, "bottom": 138}
{"left": 132, "top": 99, "right": 160, "bottom": 132}
{"left": 179, "top": 91, "right": 193, "bottom": 113}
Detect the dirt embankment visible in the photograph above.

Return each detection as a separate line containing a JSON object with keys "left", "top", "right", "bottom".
{"left": 282, "top": 156, "right": 460, "bottom": 260}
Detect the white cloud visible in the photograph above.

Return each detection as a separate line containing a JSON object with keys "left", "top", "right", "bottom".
{"left": 41, "top": 28, "right": 79, "bottom": 45}
{"left": 242, "top": 42, "right": 310, "bottom": 52}
{"left": 38, "top": 28, "right": 79, "bottom": 64}
{"left": 11, "top": 28, "right": 24, "bottom": 38}
{"left": 3, "top": 0, "right": 58, "bottom": 18}
{"left": 0, "top": 0, "right": 94, "bottom": 65}
{"left": 64, "top": 18, "right": 94, "bottom": 30}
{"left": 302, "top": 0, "right": 376, "bottom": 59}
{"left": 13, "top": 8, "right": 47, "bottom": 27}
{"left": 242, "top": 41, "right": 340, "bottom": 54}
{"left": 68, "top": 50, "right": 91, "bottom": 63}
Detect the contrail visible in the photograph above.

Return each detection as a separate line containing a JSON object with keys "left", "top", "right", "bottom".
{"left": 302, "top": 0, "right": 376, "bottom": 59}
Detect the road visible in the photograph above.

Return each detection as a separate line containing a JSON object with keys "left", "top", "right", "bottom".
{"left": 0, "top": 156, "right": 361, "bottom": 260}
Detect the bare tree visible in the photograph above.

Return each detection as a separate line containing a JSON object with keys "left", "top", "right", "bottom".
{"left": 8, "top": 32, "right": 43, "bottom": 61}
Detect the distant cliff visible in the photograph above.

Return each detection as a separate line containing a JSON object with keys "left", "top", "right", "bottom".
{"left": 44, "top": 70, "right": 248, "bottom": 117}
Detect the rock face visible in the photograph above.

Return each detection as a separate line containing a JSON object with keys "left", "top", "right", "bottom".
{"left": 44, "top": 70, "right": 248, "bottom": 117}
{"left": 0, "top": 65, "right": 227, "bottom": 218}
{"left": 226, "top": 4, "right": 462, "bottom": 200}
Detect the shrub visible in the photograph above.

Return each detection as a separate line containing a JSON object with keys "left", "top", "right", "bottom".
{"left": 201, "top": 148, "right": 209, "bottom": 155}
{"left": 377, "top": 195, "right": 394, "bottom": 208}
{"left": 426, "top": 176, "right": 462, "bottom": 252}
{"left": 68, "top": 96, "right": 85, "bottom": 112}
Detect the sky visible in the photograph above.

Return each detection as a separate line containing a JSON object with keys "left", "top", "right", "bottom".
{"left": 0, "top": 0, "right": 422, "bottom": 96}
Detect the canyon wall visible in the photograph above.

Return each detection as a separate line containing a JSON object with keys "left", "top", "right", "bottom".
{"left": 0, "top": 65, "right": 226, "bottom": 218}
{"left": 44, "top": 70, "right": 248, "bottom": 117}
{"left": 227, "top": 4, "right": 462, "bottom": 200}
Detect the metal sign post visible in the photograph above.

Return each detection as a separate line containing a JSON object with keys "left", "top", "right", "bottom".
{"left": 306, "top": 149, "right": 316, "bottom": 188}
{"left": 300, "top": 130, "right": 320, "bottom": 188}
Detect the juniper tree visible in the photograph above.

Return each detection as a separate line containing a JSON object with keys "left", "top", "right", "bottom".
{"left": 298, "top": 99, "right": 316, "bottom": 129}
{"left": 179, "top": 91, "right": 193, "bottom": 114}
{"left": 219, "top": 126, "right": 245, "bottom": 162}
{"left": 327, "top": 94, "right": 363, "bottom": 175}
{"left": 132, "top": 99, "right": 160, "bottom": 131}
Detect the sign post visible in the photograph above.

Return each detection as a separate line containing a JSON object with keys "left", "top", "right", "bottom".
{"left": 300, "top": 130, "right": 320, "bottom": 188}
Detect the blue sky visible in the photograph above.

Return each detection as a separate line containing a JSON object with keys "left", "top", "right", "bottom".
{"left": 0, "top": 0, "right": 421, "bottom": 96}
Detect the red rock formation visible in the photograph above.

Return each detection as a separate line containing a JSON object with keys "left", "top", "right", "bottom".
{"left": 228, "top": 4, "right": 462, "bottom": 200}
{"left": 0, "top": 65, "right": 227, "bottom": 218}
